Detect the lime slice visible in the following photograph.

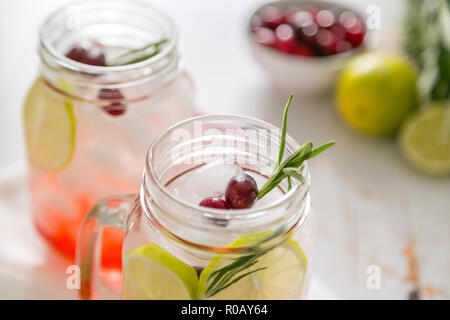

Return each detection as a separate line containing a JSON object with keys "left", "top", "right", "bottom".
{"left": 123, "top": 243, "right": 198, "bottom": 300}
{"left": 399, "top": 103, "right": 450, "bottom": 176}
{"left": 198, "top": 236, "right": 308, "bottom": 300}
{"left": 24, "top": 79, "right": 75, "bottom": 171}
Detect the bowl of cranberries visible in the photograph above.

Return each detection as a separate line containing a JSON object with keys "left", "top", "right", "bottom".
{"left": 248, "top": 0, "right": 367, "bottom": 93}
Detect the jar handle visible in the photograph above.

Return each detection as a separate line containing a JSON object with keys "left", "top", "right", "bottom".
{"left": 75, "top": 194, "right": 138, "bottom": 299}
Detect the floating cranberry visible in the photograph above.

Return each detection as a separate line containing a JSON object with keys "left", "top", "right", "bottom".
{"left": 259, "top": 6, "right": 285, "bottom": 29}
{"left": 65, "top": 46, "right": 106, "bottom": 66}
{"left": 98, "top": 88, "right": 127, "bottom": 116}
{"left": 199, "top": 196, "right": 230, "bottom": 227}
{"left": 225, "top": 173, "right": 258, "bottom": 209}
{"left": 65, "top": 46, "right": 86, "bottom": 62}
{"left": 199, "top": 197, "right": 230, "bottom": 209}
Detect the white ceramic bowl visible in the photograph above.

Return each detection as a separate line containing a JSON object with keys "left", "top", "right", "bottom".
{"left": 247, "top": 0, "right": 367, "bottom": 94}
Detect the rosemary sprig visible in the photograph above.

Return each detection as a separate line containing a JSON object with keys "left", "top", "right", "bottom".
{"left": 107, "top": 39, "right": 168, "bottom": 66}
{"left": 403, "top": 0, "right": 449, "bottom": 100}
{"left": 203, "top": 94, "right": 335, "bottom": 298}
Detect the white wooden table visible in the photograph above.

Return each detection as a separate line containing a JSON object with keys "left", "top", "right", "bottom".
{"left": 0, "top": 0, "right": 448, "bottom": 299}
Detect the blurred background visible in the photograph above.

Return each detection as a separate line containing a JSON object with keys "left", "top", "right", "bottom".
{"left": 0, "top": 0, "right": 448, "bottom": 299}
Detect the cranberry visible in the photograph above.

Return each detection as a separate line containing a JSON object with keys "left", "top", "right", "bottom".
{"left": 345, "top": 21, "right": 365, "bottom": 47}
{"left": 253, "top": 27, "right": 276, "bottom": 47}
{"left": 225, "top": 173, "right": 258, "bottom": 209}
{"left": 287, "top": 9, "right": 314, "bottom": 28}
{"left": 199, "top": 196, "right": 230, "bottom": 227}
{"left": 316, "top": 10, "right": 335, "bottom": 28}
{"left": 296, "top": 21, "right": 327, "bottom": 56}
{"left": 98, "top": 88, "right": 127, "bottom": 116}
{"left": 328, "top": 22, "right": 347, "bottom": 41}
{"left": 65, "top": 46, "right": 106, "bottom": 66}
{"left": 199, "top": 197, "right": 230, "bottom": 209}
{"left": 65, "top": 46, "right": 86, "bottom": 62}
{"left": 273, "top": 24, "right": 313, "bottom": 56}
{"left": 259, "top": 6, "right": 285, "bottom": 29}
{"left": 274, "top": 24, "right": 296, "bottom": 53}
{"left": 250, "top": 14, "right": 263, "bottom": 30}
{"left": 339, "top": 11, "right": 365, "bottom": 47}
{"left": 315, "top": 28, "right": 338, "bottom": 54}
{"left": 289, "top": 41, "right": 313, "bottom": 56}
{"left": 335, "top": 40, "right": 352, "bottom": 53}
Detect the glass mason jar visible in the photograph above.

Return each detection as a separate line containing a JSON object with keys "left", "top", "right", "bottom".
{"left": 23, "top": 0, "right": 195, "bottom": 268}
{"left": 76, "top": 115, "right": 316, "bottom": 300}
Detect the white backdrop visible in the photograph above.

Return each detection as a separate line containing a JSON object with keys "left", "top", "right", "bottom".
{"left": 1, "top": 0, "right": 449, "bottom": 300}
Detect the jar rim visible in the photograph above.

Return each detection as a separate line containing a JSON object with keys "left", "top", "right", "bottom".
{"left": 38, "top": 0, "right": 178, "bottom": 75}
{"left": 145, "top": 114, "right": 310, "bottom": 220}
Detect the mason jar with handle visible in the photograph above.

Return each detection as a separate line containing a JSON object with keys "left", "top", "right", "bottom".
{"left": 23, "top": 0, "right": 195, "bottom": 268}
{"left": 76, "top": 115, "right": 317, "bottom": 300}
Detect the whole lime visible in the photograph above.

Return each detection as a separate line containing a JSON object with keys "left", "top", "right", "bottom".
{"left": 336, "top": 52, "right": 419, "bottom": 137}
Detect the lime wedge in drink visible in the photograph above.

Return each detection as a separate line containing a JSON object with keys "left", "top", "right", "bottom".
{"left": 198, "top": 237, "right": 308, "bottom": 300}
{"left": 23, "top": 79, "right": 75, "bottom": 171}
{"left": 123, "top": 243, "right": 198, "bottom": 300}
{"left": 399, "top": 103, "right": 450, "bottom": 176}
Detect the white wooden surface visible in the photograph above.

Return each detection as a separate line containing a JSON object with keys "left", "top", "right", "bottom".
{"left": 0, "top": 0, "right": 449, "bottom": 299}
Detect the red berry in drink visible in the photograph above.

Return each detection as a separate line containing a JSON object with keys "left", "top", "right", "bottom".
{"left": 65, "top": 46, "right": 86, "bottom": 62}
{"left": 82, "top": 47, "right": 106, "bottom": 66}
{"left": 65, "top": 45, "right": 106, "bottom": 66}
{"left": 98, "top": 88, "right": 127, "bottom": 116}
{"left": 225, "top": 173, "right": 258, "bottom": 209}
{"left": 199, "top": 197, "right": 230, "bottom": 209}
{"left": 199, "top": 197, "right": 229, "bottom": 227}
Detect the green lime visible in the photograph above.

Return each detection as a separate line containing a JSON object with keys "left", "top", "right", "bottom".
{"left": 23, "top": 79, "right": 75, "bottom": 171}
{"left": 336, "top": 52, "right": 419, "bottom": 137}
{"left": 399, "top": 103, "right": 450, "bottom": 176}
{"left": 198, "top": 236, "right": 308, "bottom": 300}
{"left": 123, "top": 243, "right": 198, "bottom": 300}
